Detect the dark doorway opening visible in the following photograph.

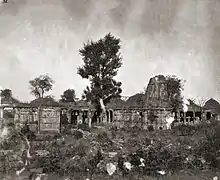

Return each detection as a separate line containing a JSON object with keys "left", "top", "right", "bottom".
{"left": 109, "top": 110, "right": 113, "bottom": 122}
{"left": 82, "top": 111, "right": 88, "bottom": 123}
{"left": 206, "top": 112, "right": 211, "bottom": 120}
{"left": 186, "top": 111, "right": 194, "bottom": 122}
{"left": 60, "top": 109, "right": 68, "bottom": 127}
{"left": 71, "top": 110, "right": 79, "bottom": 125}
{"left": 92, "top": 111, "right": 99, "bottom": 123}
{"left": 180, "top": 111, "right": 184, "bottom": 122}
{"left": 195, "top": 112, "right": 202, "bottom": 120}
{"left": 106, "top": 110, "right": 109, "bottom": 122}
{"left": 174, "top": 112, "right": 178, "bottom": 121}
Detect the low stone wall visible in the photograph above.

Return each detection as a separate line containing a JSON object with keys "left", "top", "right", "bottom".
{"left": 113, "top": 108, "right": 171, "bottom": 130}
{"left": 13, "top": 107, "right": 61, "bottom": 133}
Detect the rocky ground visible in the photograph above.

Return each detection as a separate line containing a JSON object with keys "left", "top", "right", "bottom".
{"left": 1, "top": 121, "right": 220, "bottom": 180}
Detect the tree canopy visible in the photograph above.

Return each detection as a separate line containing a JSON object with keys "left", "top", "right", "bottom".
{"left": 60, "top": 89, "right": 76, "bottom": 102}
{"left": 29, "top": 74, "right": 54, "bottom": 98}
{"left": 166, "top": 75, "right": 184, "bottom": 111}
{"left": 78, "top": 33, "right": 122, "bottom": 112}
{"left": 1, "top": 89, "right": 12, "bottom": 98}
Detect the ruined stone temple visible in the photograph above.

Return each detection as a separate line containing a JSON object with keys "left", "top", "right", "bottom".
{"left": 0, "top": 75, "right": 217, "bottom": 133}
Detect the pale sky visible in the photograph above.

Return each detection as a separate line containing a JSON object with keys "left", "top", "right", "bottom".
{"left": 0, "top": 0, "right": 220, "bottom": 102}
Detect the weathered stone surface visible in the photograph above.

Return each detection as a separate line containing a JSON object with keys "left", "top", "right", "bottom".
{"left": 145, "top": 75, "right": 169, "bottom": 108}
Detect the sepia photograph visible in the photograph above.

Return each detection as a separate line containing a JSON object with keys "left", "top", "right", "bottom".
{"left": 0, "top": 0, "right": 220, "bottom": 179}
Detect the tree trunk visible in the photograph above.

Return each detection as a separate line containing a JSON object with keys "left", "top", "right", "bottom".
{"left": 41, "top": 88, "right": 44, "bottom": 98}
{"left": 99, "top": 98, "right": 107, "bottom": 123}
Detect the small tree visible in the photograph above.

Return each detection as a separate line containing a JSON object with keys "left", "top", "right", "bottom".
{"left": 78, "top": 33, "right": 122, "bottom": 121}
{"left": 1, "top": 89, "right": 12, "bottom": 98}
{"left": 29, "top": 74, "right": 54, "bottom": 98}
{"left": 166, "top": 75, "right": 184, "bottom": 111}
{"left": 60, "top": 89, "right": 76, "bottom": 102}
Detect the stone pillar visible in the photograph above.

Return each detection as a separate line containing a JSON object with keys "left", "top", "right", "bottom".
{"left": 143, "top": 111, "right": 148, "bottom": 129}
{"left": 37, "top": 107, "right": 41, "bottom": 134}
{"left": 102, "top": 111, "right": 107, "bottom": 123}
{"left": 193, "top": 111, "right": 195, "bottom": 124}
{"left": 0, "top": 107, "right": 3, "bottom": 119}
{"left": 67, "top": 110, "right": 71, "bottom": 124}
{"left": 183, "top": 112, "right": 186, "bottom": 124}
{"left": 106, "top": 110, "right": 109, "bottom": 123}
{"left": 0, "top": 107, "right": 3, "bottom": 128}
{"left": 78, "top": 111, "right": 83, "bottom": 125}
{"left": 88, "top": 110, "right": 92, "bottom": 128}
{"left": 0, "top": 91, "right": 2, "bottom": 127}
{"left": 176, "top": 111, "right": 179, "bottom": 126}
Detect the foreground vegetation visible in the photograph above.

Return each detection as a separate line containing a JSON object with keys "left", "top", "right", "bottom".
{"left": 1, "top": 120, "right": 220, "bottom": 179}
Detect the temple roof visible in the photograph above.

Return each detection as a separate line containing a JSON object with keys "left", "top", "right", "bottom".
{"left": 1, "top": 96, "right": 20, "bottom": 106}
{"left": 204, "top": 98, "right": 220, "bottom": 114}
{"left": 186, "top": 99, "right": 203, "bottom": 112}
{"left": 30, "top": 97, "right": 61, "bottom": 107}
{"left": 124, "top": 93, "right": 145, "bottom": 108}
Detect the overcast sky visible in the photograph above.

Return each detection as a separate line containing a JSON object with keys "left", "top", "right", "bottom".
{"left": 0, "top": 0, "right": 220, "bottom": 102}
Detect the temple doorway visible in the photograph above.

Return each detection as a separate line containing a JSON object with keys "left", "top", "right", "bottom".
{"left": 71, "top": 110, "right": 79, "bottom": 125}
{"left": 82, "top": 110, "right": 88, "bottom": 123}
{"left": 206, "top": 112, "right": 211, "bottom": 120}
{"left": 109, "top": 110, "right": 113, "bottom": 122}
{"left": 92, "top": 111, "right": 100, "bottom": 123}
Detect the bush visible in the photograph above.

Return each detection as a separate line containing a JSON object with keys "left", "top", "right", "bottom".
{"left": 72, "top": 129, "right": 84, "bottom": 140}
{"left": 74, "top": 139, "right": 90, "bottom": 157}
{"left": 130, "top": 126, "right": 142, "bottom": 134}
{"left": 172, "top": 124, "right": 197, "bottom": 136}
{"left": 110, "top": 125, "right": 118, "bottom": 139}
{"left": 78, "top": 124, "right": 90, "bottom": 132}
{"left": 193, "top": 122, "right": 220, "bottom": 169}
{"left": 96, "top": 130, "right": 113, "bottom": 149}
{"left": 147, "top": 125, "right": 154, "bottom": 132}
{"left": 20, "top": 123, "right": 36, "bottom": 140}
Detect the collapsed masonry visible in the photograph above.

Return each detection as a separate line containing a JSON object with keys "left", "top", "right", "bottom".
{"left": 0, "top": 75, "right": 215, "bottom": 133}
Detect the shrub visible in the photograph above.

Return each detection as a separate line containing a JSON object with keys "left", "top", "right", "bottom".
{"left": 129, "top": 151, "right": 143, "bottom": 167}
{"left": 74, "top": 139, "right": 90, "bottom": 157}
{"left": 110, "top": 125, "right": 118, "bottom": 139}
{"left": 195, "top": 122, "right": 220, "bottom": 169}
{"left": 130, "top": 126, "right": 142, "bottom": 134}
{"left": 147, "top": 125, "right": 154, "bottom": 132}
{"left": 72, "top": 129, "right": 84, "bottom": 140}
{"left": 172, "top": 124, "right": 197, "bottom": 136}
{"left": 20, "top": 123, "right": 36, "bottom": 140}
{"left": 88, "top": 149, "right": 103, "bottom": 175}
{"left": 53, "top": 132, "right": 62, "bottom": 139}
{"left": 78, "top": 124, "right": 90, "bottom": 132}
{"left": 96, "top": 130, "right": 113, "bottom": 148}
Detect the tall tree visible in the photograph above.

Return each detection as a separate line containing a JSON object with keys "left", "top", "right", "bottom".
{"left": 78, "top": 33, "right": 122, "bottom": 120}
{"left": 60, "top": 89, "right": 76, "bottom": 102}
{"left": 29, "top": 74, "right": 54, "bottom": 98}
{"left": 166, "top": 75, "right": 184, "bottom": 111}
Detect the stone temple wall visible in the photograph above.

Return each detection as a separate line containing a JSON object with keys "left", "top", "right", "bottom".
{"left": 113, "top": 108, "right": 171, "bottom": 130}
{"left": 110, "top": 75, "right": 174, "bottom": 130}
{"left": 145, "top": 75, "right": 170, "bottom": 108}
{"left": 14, "top": 107, "right": 60, "bottom": 132}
